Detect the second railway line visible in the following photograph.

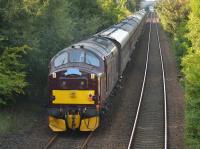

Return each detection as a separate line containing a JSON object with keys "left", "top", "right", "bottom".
{"left": 128, "top": 12, "right": 168, "bottom": 149}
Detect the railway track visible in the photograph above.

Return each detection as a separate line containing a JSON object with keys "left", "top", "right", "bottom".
{"left": 43, "top": 132, "right": 94, "bottom": 149}
{"left": 128, "top": 12, "right": 168, "bottom": 149}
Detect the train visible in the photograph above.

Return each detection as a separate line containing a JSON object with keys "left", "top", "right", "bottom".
{"left": 47, "top": 10, "right": 147, "bottom": 132}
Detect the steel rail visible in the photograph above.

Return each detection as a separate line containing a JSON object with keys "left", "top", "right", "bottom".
{"left": 43, "top": 132, "right": 93, "bottom": 149}
{"left": 127, "top": 12, "right": 153, "bottom": 149}
{"left": 80, "top": 132, "right": 94, "bottom": 149}
{"left": 155, "top": 17, "right": 168, "bottom": 149}
{"left": 43, "top": 134, "right": 58, "bottom": 149}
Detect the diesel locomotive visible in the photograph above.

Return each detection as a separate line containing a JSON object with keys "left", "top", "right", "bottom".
{"left": 47, "top": 10, "right": 147, "bottom": 132}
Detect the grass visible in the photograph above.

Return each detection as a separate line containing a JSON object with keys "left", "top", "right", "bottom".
{"left": 0, "top": 112, "right": 11, "bottom": 135}
{"left": 0, "top": 99, "right": 43, "bottom": 136}
{"left": 185, "top": 99, "right": 200, "bottom": 149}
{"left": 185, "top": 134, "right": 200, "bottom": 149}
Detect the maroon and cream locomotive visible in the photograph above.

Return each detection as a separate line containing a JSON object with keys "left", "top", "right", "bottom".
{"left": 47, "top": 10, "right": 147, "bottom": 132}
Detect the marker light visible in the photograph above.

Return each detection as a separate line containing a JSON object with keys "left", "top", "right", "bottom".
{"left": 52, "top": 72, "right": 56, "bottom": 78}
{"left": 91, "top": 74, "right": 95, "bottom": 79}
{"left": 88, "top": 94, "right": 93, "bottom": 101}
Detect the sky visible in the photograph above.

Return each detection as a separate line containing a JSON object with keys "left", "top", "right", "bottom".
{"left": 140, "top": 0, "right": 157, "bottom": 8}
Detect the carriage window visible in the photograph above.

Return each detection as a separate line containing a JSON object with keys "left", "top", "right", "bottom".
{"left": 54, "top": 52, "right": 68, "bottom": 67}
{"left": 86, "top": 52, "right": 100, "bottom": 67}
{"left": 69, "top": 50, "right": 85, "bottom": 62}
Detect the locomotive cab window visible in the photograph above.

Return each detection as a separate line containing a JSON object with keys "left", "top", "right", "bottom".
{"left": 69, "top": 50, "right": 85, "bottom": 63}
{"left": 86, "top": 52, "right": 100, "bottom": 67}
{"left": 54, "top": 52, "right": 68, "bottom": 67}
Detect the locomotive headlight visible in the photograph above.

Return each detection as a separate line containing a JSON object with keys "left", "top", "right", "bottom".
{"left": 61, "top": 81, "right": 66, "bottom": 86}
{"left": 80, "top": 81, "right": 84, "bottom": 86}
{"left": 91, "top": 73, "right": 95, "bottom": 79}
{"left": 52, "top": 72, "right": 56, "bottom": 78}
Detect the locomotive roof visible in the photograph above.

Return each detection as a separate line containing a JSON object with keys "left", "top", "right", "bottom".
{"left": 97, "top": 10, "right": 146, "bottom": 47}
{"left": 51, "top": 36, "right": 117, "bottom": 63}
{"left": 76, "top": 36, "right": 117, "bottom": 58}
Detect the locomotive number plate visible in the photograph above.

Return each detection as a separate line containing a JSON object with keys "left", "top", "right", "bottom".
{"left": 70, "top": 90, "right": 76, "bottom": 98}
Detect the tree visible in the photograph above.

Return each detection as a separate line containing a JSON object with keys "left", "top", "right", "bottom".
{"left": 0, "top": 0, "right": 30, "bottom": 105}
{"left": 156, "top": 0, "right": 189, "bottom": 35}
{"left": 0, "top": 46, "right": 29, "bottom": 105}
{"left": 182, "top": 0, "right": 200, "bottom": 147}
{"left": 156, "top": 0, "right": 190, "bottom": 65}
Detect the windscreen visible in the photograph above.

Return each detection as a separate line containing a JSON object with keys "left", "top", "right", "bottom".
{"left": 69, "top": 50, "right": 84, "bottom": 62}
{"left": 53, "top": 49, "right": 101, "bottom": 68}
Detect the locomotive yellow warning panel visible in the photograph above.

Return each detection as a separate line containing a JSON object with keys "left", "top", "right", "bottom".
{"left": 80, "top": 116, "right": 99, "bottom": 131}
{"left": 48, "top": 116, "right": 66, "bottom": 132}
{"left": 52, "top": 90, "right": 95, "bottom": 104}
{"left": 49, "top": 115, "right": 99, "bottom": 132}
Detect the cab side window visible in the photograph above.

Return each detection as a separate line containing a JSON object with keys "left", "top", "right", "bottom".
{"left": 54, "top": 52, "right": 68, "bottom": 67}
{"left": 86, "top": 52, "right": 100, "bottom": 67}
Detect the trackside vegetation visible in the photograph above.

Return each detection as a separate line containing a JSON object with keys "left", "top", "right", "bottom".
{"left": 156, "top": 0, "right": 200, "bottom": 148}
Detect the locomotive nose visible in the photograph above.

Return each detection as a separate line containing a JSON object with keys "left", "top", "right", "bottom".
{"left": 49, "top": 68, "right": 98, "bottom": 105}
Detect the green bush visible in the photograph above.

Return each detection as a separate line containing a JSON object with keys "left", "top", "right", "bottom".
{"left": 182, "top": 51, "right": 200, "bottom": 148}
{"left": 0, "top": 46, "right": 29, "bottom": 105}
